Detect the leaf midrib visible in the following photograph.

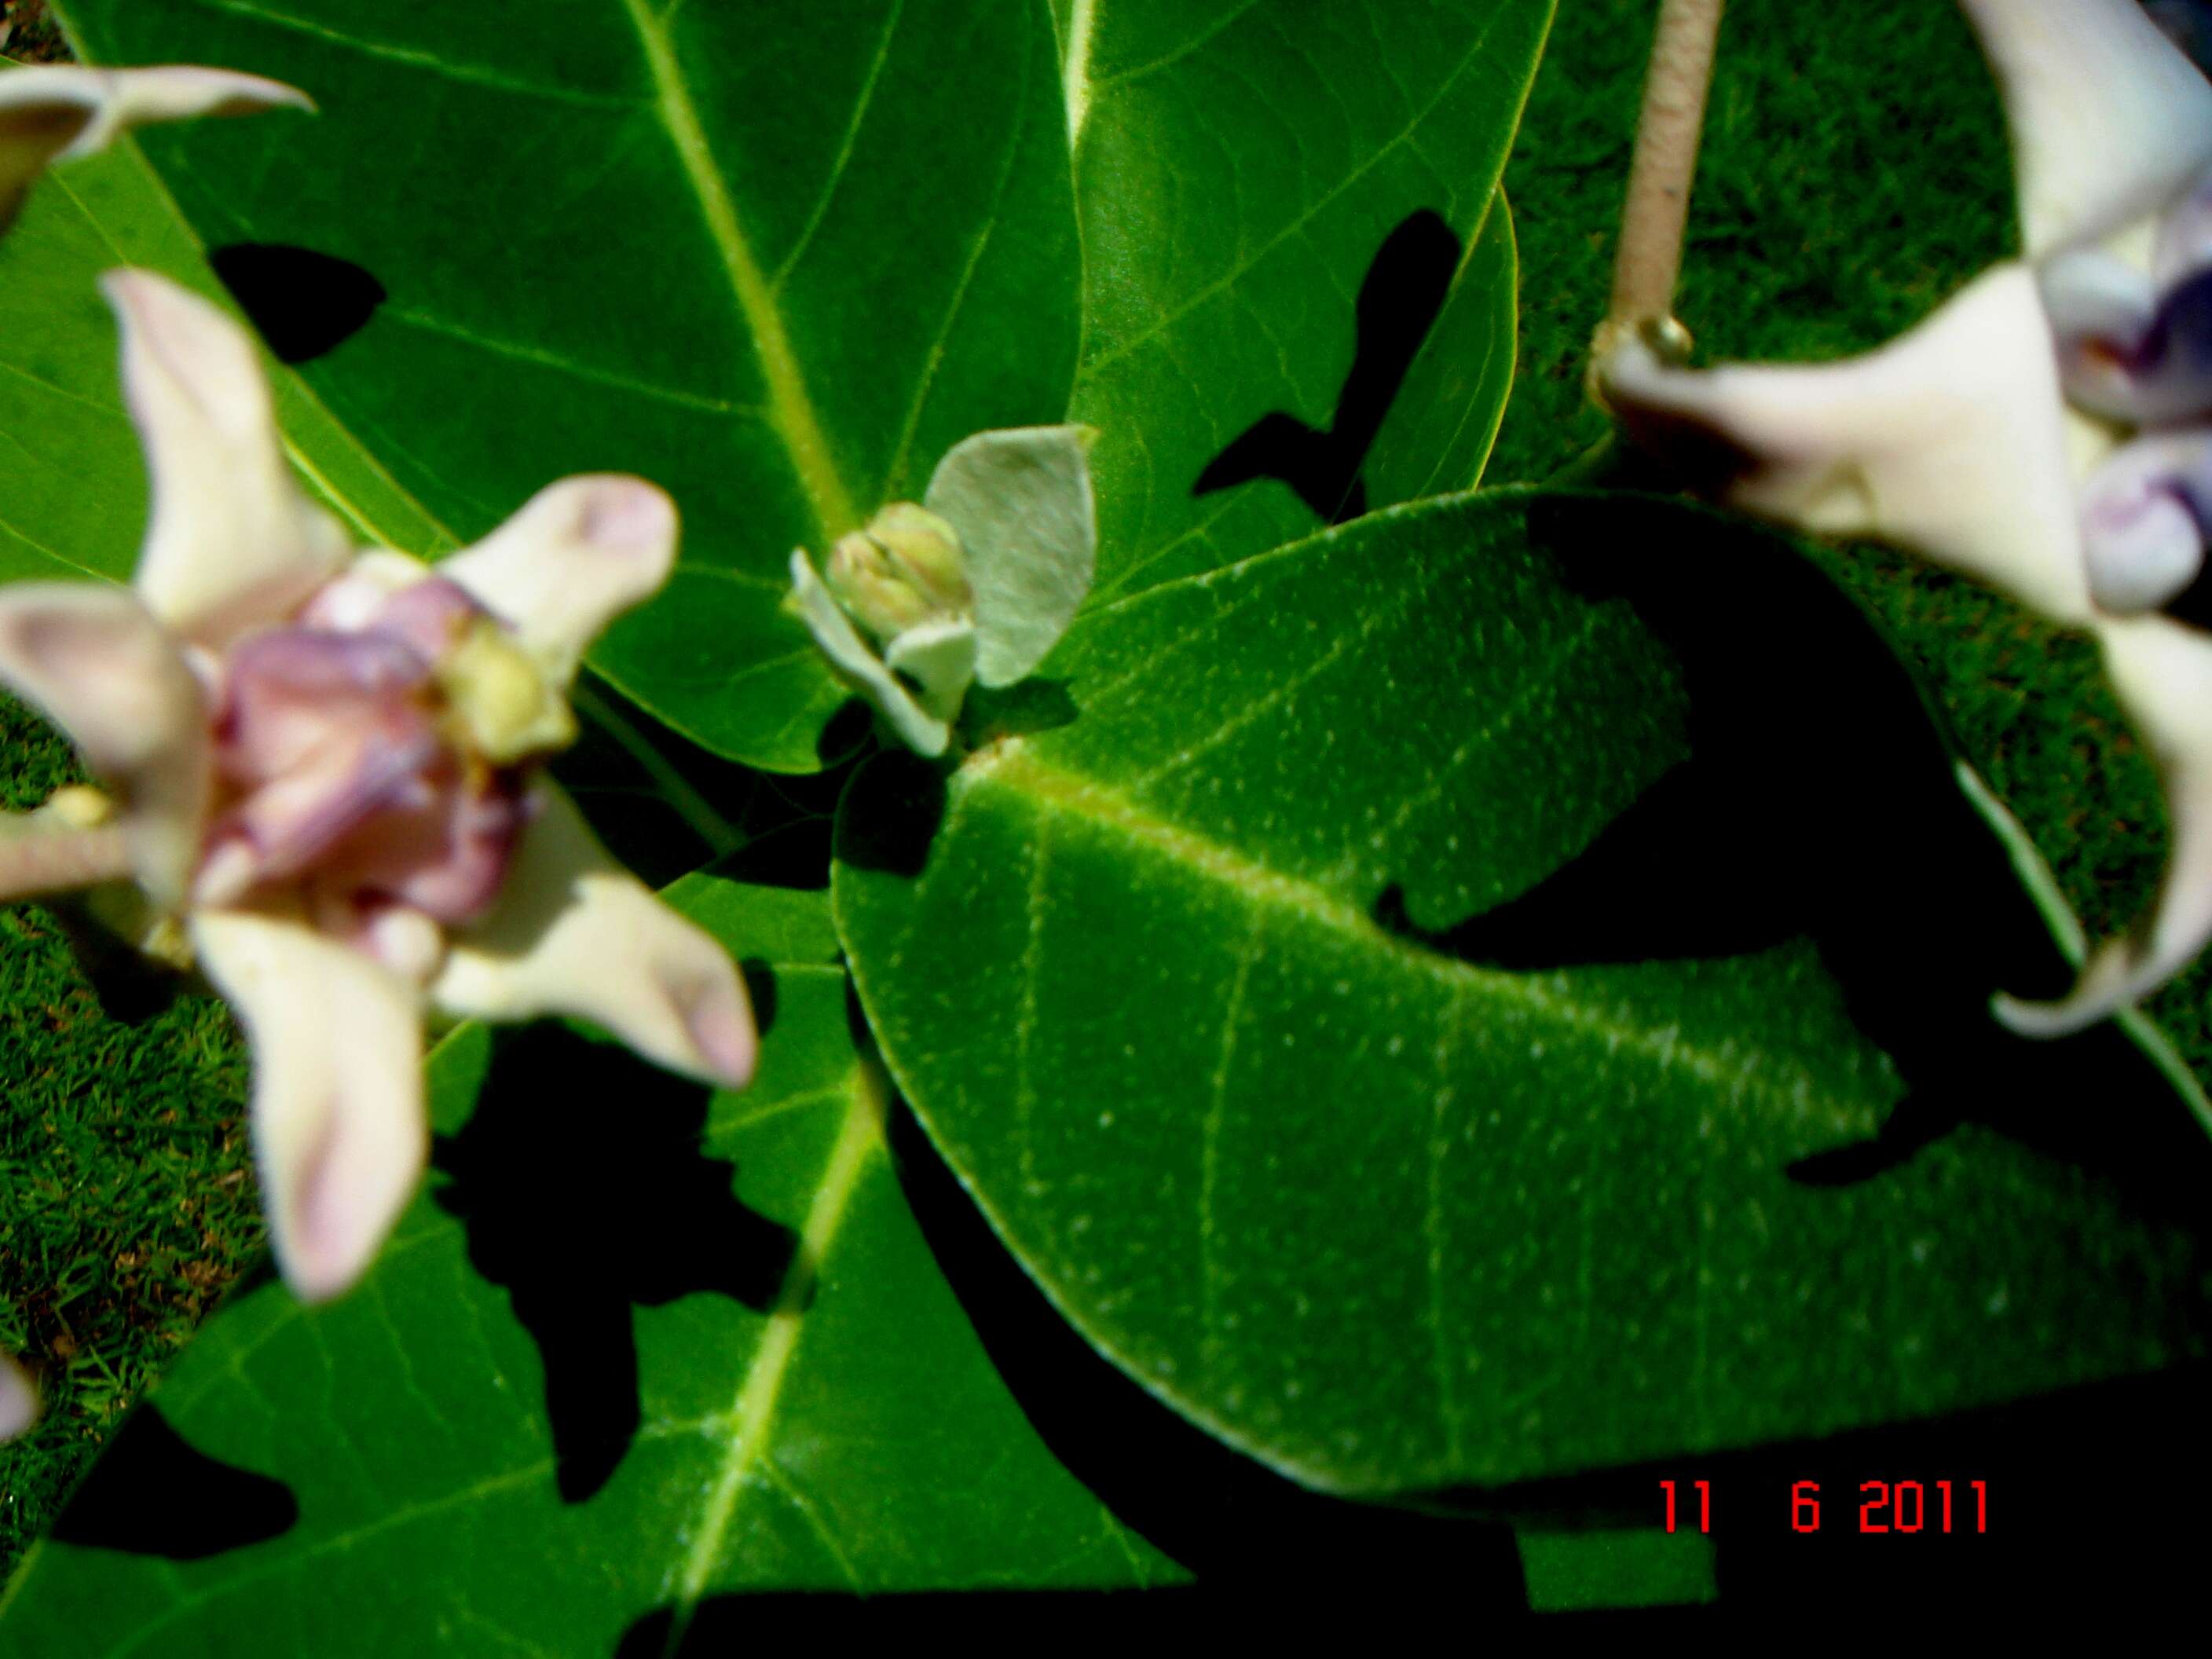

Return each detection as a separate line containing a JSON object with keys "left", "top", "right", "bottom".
{"left": 663, "top": 1057, "right": 888, "bottom": 1643}
{"left": 956, "top": 739, "right": 1833, "bottom": 1116}
{"left": 616, "top": 0, "right": 860, "bottom": 543}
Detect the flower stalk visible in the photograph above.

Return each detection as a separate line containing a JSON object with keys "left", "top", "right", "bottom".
{"left": 1597, "top": 0, "right": 1727, "bottom": 368}
{"left": 0, "top": 819, "right": 132, "bottom": 904}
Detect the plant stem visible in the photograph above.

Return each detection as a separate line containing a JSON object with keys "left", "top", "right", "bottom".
{"left": 0, "top": 821, "right": 133, "bottom": 904}
{"left": 1602, "top": 0, "right": 1726, "bottom": 357}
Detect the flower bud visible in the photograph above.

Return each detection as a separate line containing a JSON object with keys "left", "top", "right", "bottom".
{"left": 826, "top": 503, "right": 970, "bottom": 642}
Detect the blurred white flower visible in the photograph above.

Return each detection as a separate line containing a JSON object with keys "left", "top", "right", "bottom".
{"left": 1602, "top": 0, "right": 2212, "bottom": 1035}
{"left": 789, "top": 426, "right": 1097, "bottom": 755}
{"left": 0, "top": 272, "right": 756, "bottom": 1306}
{"left": 0, "top": 1351, "right": 35, "bottom": 1442}
{"left": 2, "top": 56, "right": 320, "bottom": 1441}
{"left": 1, "top": 60, "right": 310, "bottom": 233}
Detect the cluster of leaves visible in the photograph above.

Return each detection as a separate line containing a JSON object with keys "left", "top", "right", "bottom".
{"left": 2, "top": 0, "right": 2210, "bottom": 1642}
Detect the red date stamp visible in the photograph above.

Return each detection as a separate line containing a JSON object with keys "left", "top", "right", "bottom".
{"left": 1661, "top": 1478, "right": 1989, "bottom": 1534}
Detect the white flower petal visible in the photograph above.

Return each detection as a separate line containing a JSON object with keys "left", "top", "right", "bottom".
{"left": 2154, "top": 161, "right": 2212, "bottom": 289}
{"left": 437, "top": 475, "right": 678, "bottom": 686}
{"left": 104, "top": 269, "right": 350, "bottom": 648}
{"left": 1961, "top": 0, "right": 2212, "bottom": 258}
{"left": 191, "top": 907, "right": 427, "bottom": 1303}
{"left": 433, "top": 785, "right": 755, "bottom": 1089}
{"left": 1998, "top": 613, "right": 2212, "bottom": 1035}
{"left": 1602, "top": 264, "right": 2093, "bottom": 624}
{"left": 2078, "top": 430, "right": 2211, "bottom": 613}
{"left": 1, "top": 64, "right": 309, "bottom": 231}
{"left": 788, "top": 549, "right": 950, "bottom": 756}
{"left": 0, "top": 1353, "right": 36, "bottom": 1443}
{"left": 0, "top": 583, "right": 207, "bottom": 907}
{"left": 2038, "top": 248, "right": 2159, "bottom": 423}
{"left": 924, "top": 425, "right": 1097, "bottom": 687}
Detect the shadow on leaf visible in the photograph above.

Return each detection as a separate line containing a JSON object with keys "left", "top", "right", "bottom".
{"left": 208, "top": 244, "right": 386, "bottom": 364}
{"left": 432, "top": 1024, "right": 796, "bottom": 1503}
{"left": 1375, "top": 493, "right": 2212, "bottom": 1219}
{"left": 603, "top": 1090, "right": 1530, "bottom": 1649}
{"left": 615, "top": 1589, "right": 1195, "bottom": 1651}
{"left": 51, "top": 1406, "right": 295, "bottom": 1560}
{"left": 558, "top": 679, "right": 853, "bottom": 892}
{"left": 882, "top": 1099, "right": 1531, "bottom": 1610}
{"left": 1193, "top": 209, "right": 1459, "bottom": 525}
{"left": 832, "top": 750, "right": 950, "bottom": 882}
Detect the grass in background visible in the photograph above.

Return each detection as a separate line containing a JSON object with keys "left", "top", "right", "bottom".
{"left": 0, "top": 695, "right": 261, "bottom": 1577}
{"left": 3, "top": 5, "right": 265, "bottom": 1576}
{"left": 0, "top": 2, "right": 64, "bottom": 63}
{"left": 1496, "top": 0, "right": 2210, "bottom": 1061}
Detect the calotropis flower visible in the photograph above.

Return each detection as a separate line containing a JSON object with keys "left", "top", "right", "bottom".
{"left": 1, "top": 60, "right": 310, "bottom": 233}
{"left": 4, "top": 55, "right": 315, "bottom": 1445}
{"left": 1602, "top": 0, "right": 2212, "bottom": 1037}
{"left": 0, "top": 271, "right": 756, "bottom": 1311}
{"left": 788, "top": 426, "right": 1098, "bottom": 756}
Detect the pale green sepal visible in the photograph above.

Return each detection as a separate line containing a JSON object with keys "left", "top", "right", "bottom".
{"left": 925, "top": 424, "right": 1097, "bottom": 687}
{"left": 884, "top": 615, "right": 979, "bottom": 724}
{"left": 787, "top": 549, "right": 950, "bottom": 756}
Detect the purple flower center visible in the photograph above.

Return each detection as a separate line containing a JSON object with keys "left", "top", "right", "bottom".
{"left": 199, "top": 576, "right": 529, "bottom": 931}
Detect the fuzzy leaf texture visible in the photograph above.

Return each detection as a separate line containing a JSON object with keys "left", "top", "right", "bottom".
{"left": 833, "top": 490, "right": 2212, "bottom": 1496}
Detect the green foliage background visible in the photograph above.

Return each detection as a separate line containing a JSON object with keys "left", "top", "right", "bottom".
{"left": 2, "top": 0, "right": 2205, "bottom": 1595}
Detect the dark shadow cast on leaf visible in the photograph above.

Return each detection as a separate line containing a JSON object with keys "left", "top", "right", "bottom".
{"left": 560, "top": 678, "right": 853, "bottom": 892}
{"left": 208, "top": 244, "right": 386, "bottom": 364}
{"left": 604, "top": 1090, "right": 1531, "bottom": 1650}
{"left": 614, "top": 1590, "right": 1193, "bottom": 1652}
{"left": 1193, "top": 209, "right": 1460, "bottom": 526}
{"left": 831, "top": 750, "right": 951, "bottom": 882}
{"left": 431, "top": 1024, "right": 797, "bottom": 1504}
{"left": 881, "top": 1099, "right": 1533, "bottom": 1612}
{"left": 1373, "top": 493, "right": 2212, "bottom": 1221}
{"left": 49, "top": 1405, "right": 296, "bottom": 1560}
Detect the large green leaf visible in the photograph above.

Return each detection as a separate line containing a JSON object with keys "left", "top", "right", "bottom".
{"left": 1062, "top": 0, "right": 1549, "bottom": 603}
{"left": 0, "top": 881, "right": 1181, "bottom": 1652}
{"left": 51, "top": 0, "right": 1082, "bottom": 772}
{"left": 833, "top": 489, "right": 2212, "bottom": 1496}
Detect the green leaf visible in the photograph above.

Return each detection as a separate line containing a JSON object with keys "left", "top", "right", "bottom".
{"left": 832, "top": 489, "right": 2212, "bottom": 1497}
{"left": 0, "top": 879, "right": 1181, "bottom": 1650}
{"left": 51, "top": 0, "right": 1082, "bottom": 772}
{"left": 0, "top": 133, "right": 451, "bottom": 586}
{"left": 1363, "top": 192, "right": 1516, "bottom": 515}
{"left": 1063, "top": 0, "right": 1548, "bottom": 605}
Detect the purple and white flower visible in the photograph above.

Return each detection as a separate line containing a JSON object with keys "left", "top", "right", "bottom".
{"left": 2, "top": 53, "right": 328, "bottom": 1444}
{"left": 0, "top": 272, "right": 756, "bottom": 1317}
{"left": 1602, "top": 0, "right": 2212, "bottom": 1035}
